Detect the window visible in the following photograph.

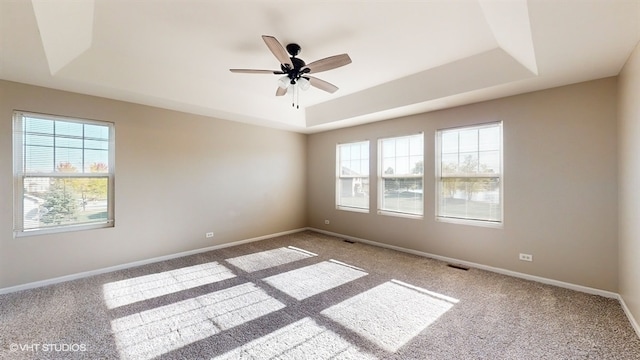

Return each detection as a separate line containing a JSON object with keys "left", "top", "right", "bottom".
{"left": 436, "top": 122, "right": 502, "bottom": 225}
{"left": 336, "top": 141, "right": 369, "bottom": 211}
{"left": 13, "top": 111, "right": 115, "bottom": 235}
{"left": 378, "top": 133, "right": 423, "bottom": 217}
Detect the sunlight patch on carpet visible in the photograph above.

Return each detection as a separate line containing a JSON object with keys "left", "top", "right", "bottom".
{"left": 225, "top": 246, "right": 317, "bottom": 273}
{"left": 111, "top": 282, "right": 285, "bottom": 360}
{"left": 103, "top": 261, "right": 236, "bottom": 309}
{"left": 212, "top": 317, "right": 375, "bottom": 360}
{"left": 263, "top": 260, "right": 368, "bottom": 300}
{"left": 321, "top": 279, "right": 459, "bottom": 352}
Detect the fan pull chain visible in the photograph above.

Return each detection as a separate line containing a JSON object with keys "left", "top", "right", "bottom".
{"left": 291, "top": 84, "right": 301, "bottom": 109}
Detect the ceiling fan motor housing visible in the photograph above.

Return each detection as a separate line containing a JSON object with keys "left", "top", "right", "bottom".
{"left": 281, "top": 55, "right": 307, "bottom": 84}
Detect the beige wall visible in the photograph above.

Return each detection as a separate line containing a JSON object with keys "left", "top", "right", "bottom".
{"left": 0, "top": 75, "right": 627, "bottom": 298}
{"left": 308, "top": 78, "right": 619, "bottom": 292}
{"left": 618, "top": 42, "right": 640, "bottom": 328}
{"left": 0, "top": 80, "right": 307, "bottom": 289}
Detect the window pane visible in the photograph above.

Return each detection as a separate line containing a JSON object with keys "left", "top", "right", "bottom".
{"left": 22, "top": 117, "right": 114, "bottom": 175}
{"left": 381, "top": 177, "right": 423, "bottom": 215}
{"left": 338, "top": 178, "right": 369, "bottom": 209}
{"left": 360, "top": 143, "right": 369, "bottom": 160}
{"left": 22, "top": 176, "right": 109, "bottom": 230}
{"left": 340, "top": 161, "right": 351, "bottom": 176}
{"left": 438, "top": 177, "right": 501, "bottom": 222}
{"left": 56, "top": 137, "right": 83, "bottom": 148}
{"left": 24, "top": 117, "right": 53, "bottom": 134}
{"left": 84, "top": 124, "right": 109, "bottom": 140}
{"left": 25, "top": 146, "right": 54, "bottom": 172}
{"left": 381, "top": 134, "right": 423, "bottom": 177}
{"left": 351, "top": 143, "right": 361, "bottom": 160}
{"left": 349, "top": 160, "right": 361, "bottom": 175}
{"left": 410, "top": 136, "right": 423, "bottom": 155}
{"left": 410, "top": 156, "right": 423, "bottom": 175}
{"left": 395, "top": 156, "right": 410, "bottom": 174}
{"left": 55, "top": 121, "right": 83, "bottom": 137}
{"left": 441, "top": 154, "right": 458, "bottom": 175}
{"left": 396, "top": 138, "right": 409, "bottom": 157}
{"left": 340, "top": 145, "right": 351, "bottom": 160}
{"left": 458, "top": 129, "right": 478, "bottom": 152}
{"left": 55, "top": 148, "right": 83, "bottom": 172}
{"left": 479, "top": 126, "right": 500, "bottom": 151}
{"left": 25, "top": 133, "right": 53, "bottom": 147}
{"left": 89, "top": 162, "right": 109, "bottom": 173}
{"left": 382, "top": 139, "right": 395, "bottom": 158}
{"left": 458, "top": 152, "right": 479, "bottom": 173}
{"left": 84, "top": 139, "right": 109, "bottom": 150}
{"left": 441, "top": 132, "right": 458, "bottom": 154}
{"left": 383, "top": 158, "right": 395, "bottom": 175}
{"left": 479, "top": 150, "right": 500, "bottom": 173}
{"left": 360, "top": 160, "right": 369, "bottom": 176}
{"left": 85, "top": 150, "right": 109, "bottom": 172}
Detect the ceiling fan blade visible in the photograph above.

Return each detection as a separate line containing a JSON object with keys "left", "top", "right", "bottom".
{"left": 262, "top": 35, "right": 293, "bottom": 68}
{"left": 276, "top": 87, "right": 288, "bottom": 96}
{"left": 303, "top": 54, "right": 351, "bottom": 74}
{"left": 307, "top": 76, "right": 339, "bottom": 93}
{"left": 230, "top": 69, "right": 284, "bottom": 74}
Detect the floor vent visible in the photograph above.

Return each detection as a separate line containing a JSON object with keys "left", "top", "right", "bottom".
{"left": 343, "top": 239, "right": 356, "bottom": 244}
{"left": 447, "top": 264, "right": 470, "bottom": 271}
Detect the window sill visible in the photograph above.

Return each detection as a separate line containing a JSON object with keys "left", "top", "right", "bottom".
{"left": 336, "top": 206, "right": 369, "bottom": 214}
{"left": 377, "top": 210, "right": 423, "bottom": 220}
{"left": 14, "top": 221, "right": 114, "bottom": 238}
{"left": 436, "top": 216, "right": 503, "bottom": 229}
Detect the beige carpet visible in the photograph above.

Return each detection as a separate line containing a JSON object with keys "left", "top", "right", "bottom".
{"left": 1, "top": 230, "right": 639, "bottom": 359}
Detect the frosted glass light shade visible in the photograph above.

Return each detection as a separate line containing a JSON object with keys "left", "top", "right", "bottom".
{"left": 277, "top": 76, "right": 289, "bottom": 89}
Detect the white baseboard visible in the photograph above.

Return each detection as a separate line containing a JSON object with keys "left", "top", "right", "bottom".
{"left": 619, "top": 295, "right": 640, "bottom": 339}
{"left": 0, "top": 228, "right": 307, "bottom": 295}
{"left": 310, "top": 228, "right": 619, "bottom": 299}
{"left": 311, "top": 228, "right": 640, "bottom": 339}
{"left": 3, "top": 226, "right": 638, "bottom": 340}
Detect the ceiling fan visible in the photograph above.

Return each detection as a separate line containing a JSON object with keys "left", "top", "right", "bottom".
{"left": 230, "top": 35, "right": 352, "bottom": 106}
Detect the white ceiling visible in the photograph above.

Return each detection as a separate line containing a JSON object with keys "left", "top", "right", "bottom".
{"left": 1, "top": 0, "right": 639, "bottom": 133}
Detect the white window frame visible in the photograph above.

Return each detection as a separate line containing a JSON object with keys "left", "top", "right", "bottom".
{"left": 378, "top": 133, "right": 424, "bottom": 218}
{"left": 336, "top": 140, "right": 370, "bottom": 213}
{"left": 435, "top": 122, "right": 503, "bottom": 227}
{"left": 13, "top": 111, "right": 115, "bottom": 237}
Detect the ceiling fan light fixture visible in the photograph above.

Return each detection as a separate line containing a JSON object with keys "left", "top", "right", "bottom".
{"left": 298, "top": 77, "right": 311, "bottom": 91}
{"left": 277, "top": 76, "right": 289, "bottom": 89}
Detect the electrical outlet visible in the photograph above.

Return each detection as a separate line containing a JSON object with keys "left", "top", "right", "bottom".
{"left": 206, "top": 232, "right": 214, "bottom": 238}
{"left": 324, "top": 220, "right": 330, "bottom": 225}
{"left": 519, "top": 253, "right": 533, "bottom": 262}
